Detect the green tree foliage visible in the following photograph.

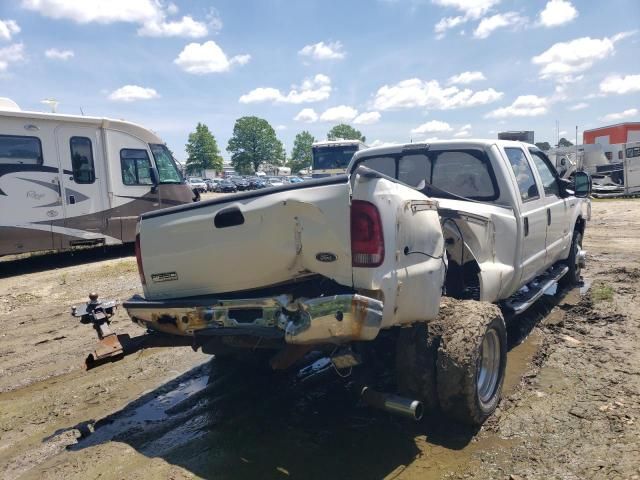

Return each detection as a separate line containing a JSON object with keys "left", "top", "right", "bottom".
{"left": 558, "top": 137, "right": 574, "bottom": 147}
{"left": 227, "top": 116, "right": 283, "bottom": 174}
{"left": 535, "top": 141, "right": 551, "bottom": 151}
{"left": 327, "top": 124, "right": 365, "bottom": 142}
{"left": 289, "top": 131, "right": 315, "bottom": 173}
{"left": 185, "top": 123, "right": 223, "bottom": 175}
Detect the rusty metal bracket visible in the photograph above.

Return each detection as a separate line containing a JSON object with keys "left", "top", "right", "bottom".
{"left": 72, "top": 293, "right": 123, "bottom": 369}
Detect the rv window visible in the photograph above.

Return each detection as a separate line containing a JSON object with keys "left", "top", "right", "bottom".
{"left": 150, "top": 144, "right": 182, "bottom": 183}
{"left": 0, "top": 135, "right": 43, "bottom": 165}
{"left": 70, "top": 137, "right": 95, "bottom": 184}
{"left": 120, "top": 149, "right": 153, "bottom": 185}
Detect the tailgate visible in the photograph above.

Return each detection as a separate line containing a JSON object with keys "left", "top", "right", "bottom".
{"left": 138, "top": 177, "right": 352, "bottom": 299}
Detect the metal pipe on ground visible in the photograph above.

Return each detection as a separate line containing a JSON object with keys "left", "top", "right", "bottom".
{"left": 360, "top": 386, "right": 424, "bottom": 421}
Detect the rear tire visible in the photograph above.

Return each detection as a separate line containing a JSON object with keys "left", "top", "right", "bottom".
{"left": 395, "top": 322, "right": 440, "bottom": 413}
{"left": 436, "top": 303, "right": 507, "bottom": 426}
{"left": 560, "top": 230, "right": 582, "bottom": 286}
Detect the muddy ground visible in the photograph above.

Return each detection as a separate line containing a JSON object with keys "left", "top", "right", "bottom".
{"left": 1, "top": 199, "right": 639, "bottom": 479}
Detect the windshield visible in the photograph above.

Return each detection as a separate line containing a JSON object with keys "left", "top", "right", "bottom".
{"left": 355, "top": 149, "right": 499, "bottom": 202}
{"left": 150, "top": 144, "right": 183, "bottom": 183}
{"left": 312, "top": 146, "right": 358, "bottom": 171}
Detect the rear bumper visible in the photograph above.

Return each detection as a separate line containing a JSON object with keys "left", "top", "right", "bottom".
{"left": 124, "top": 293, "right": 384, "bottom": 345}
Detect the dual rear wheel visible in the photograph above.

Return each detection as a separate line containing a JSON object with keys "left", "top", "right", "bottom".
{"left": 396, "top": 300, "right": 507, "bottom": 426}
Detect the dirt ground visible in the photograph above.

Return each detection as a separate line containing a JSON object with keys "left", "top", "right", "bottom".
{"left": 1, "top": 199, "right": 639, "bottom": 479}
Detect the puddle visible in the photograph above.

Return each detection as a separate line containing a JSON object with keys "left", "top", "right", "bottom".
{"left": 503, "top": 329, "right": 543, "bottom": 395}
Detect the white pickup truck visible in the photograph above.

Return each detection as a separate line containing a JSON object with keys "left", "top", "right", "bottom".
{"left": 114, "top": 139, "right": 591, "bottom": 425}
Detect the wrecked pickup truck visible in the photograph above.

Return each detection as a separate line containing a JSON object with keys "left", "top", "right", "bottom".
{"left": 81, "top": 140, "right": 591, "bottom": 426}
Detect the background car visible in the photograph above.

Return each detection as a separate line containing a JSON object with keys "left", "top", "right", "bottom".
{"left": 217, "top": 179, "right": 238, "bottom": 193}
{"left": 249, "top": 177, "right": 267, "bottom": 189}
{"left": 204, "top": 178, "right": 221, "bottom": 192}
{"left": 186, "top": 177, "right": 207, "bottom": 192}
{"left": 265, "top": 177, "right": 285, "bottom": 187}
{"left": 230, "top": 176, "right": 251, "bottom": 191}
{"left": 286, "top": 176, "right": 304, "bottom": 184}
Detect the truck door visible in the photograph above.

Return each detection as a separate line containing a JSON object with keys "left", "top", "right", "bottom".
{"left": 528, "top": 149, "right": 569, "bottom": 267}
{"left": 504, "top": 147, "right": 547, "bottom": 285}
{"left": 56, "top": 126, "right": 106, "bottom": 236}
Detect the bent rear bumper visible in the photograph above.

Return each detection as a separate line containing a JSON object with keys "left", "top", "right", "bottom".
{"left": 123, "top": 293, "right": 384, "bottom": 345}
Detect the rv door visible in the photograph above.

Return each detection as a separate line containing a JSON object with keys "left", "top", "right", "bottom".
{"left": 55, "top": 126, "right": 108, "bottom": 244}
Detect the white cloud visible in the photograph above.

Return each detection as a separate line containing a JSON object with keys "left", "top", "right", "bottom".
{"left": 453, "top": 123, "right": 472, "bottom": 137}
{"left": 485, "top": 95, "right": 548, "bottom": 118}
{"left": 22, "top": 0, "right": 212, "bottom": 38}
{"left": 45, "top": 48, "right": 73, "bottom": 60}
{"left": 569, "top": 102, "right": 588, "bottom": 111}
{"left": 432, "top": 0, "right": 501, "bottom": 19}
{"left": 600, "top": 74, "right": 640, "bottom": 95}
{"left": 373, "top": 78, "right": 503, "bottom": 111}
{"left": 0, "top": 19, "right": 20, "bottom": 41}
{"left": 0, "top": 43, "right": 24, "bottom": 72}
{"left": 294, "top": 108, "right": 319, "bottom": 123}
{"left": 138, "top": 16, "right": 208, "bottom": 38}
{"left": 532, "top": 32, "right": 635, "bottom": 80}
{"left": 298, "top": 41, "right": 345, "bottom": 60}
{"left": 320, "top": 105, "right": 359, "bottom": 123}
{"left": 353, "top": 111, "right": 381, "bottom": 125}
{"left": 434, "top": 16, "right": 466, "bottom": 38}
{"left": 600, "top": 108, "right": 638, "bottom": 122}
{"left": 275, "top": 124, "right": 287, "bottom": 131}
{"left": 474, "top": 12, "right": 526, "bottom": 39}
{"left": 174, "top": 41, "right": 250, "bottom": 74}
{"left": 411, "top": 120, "right": 453, "bottom": 135}
{"left": 449, "top": 71, "right": 485, "bottom": 84}
{"left": 239, "top": 74, "right": 331, "bottom": 104}
{"left": 108, "top": 85, "right": 159, "bottom": 102}
{"left": 538, "top": 0, "right": 578, "bottom": 28}
{"left": 369, "top": 139, "right": 400, "bottom": 148}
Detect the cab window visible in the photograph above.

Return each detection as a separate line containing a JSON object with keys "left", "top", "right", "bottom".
{"left": 120, "top": 149, "right": 152, "bottom": 185}
{"left": 529, "top": 150, "right": 560, "bottom": 197}
{"left": 70, "top": 137, "right": 95, "bottom": 184}
{"left": 505, "top": 148, "right": 539, "bottom": 202}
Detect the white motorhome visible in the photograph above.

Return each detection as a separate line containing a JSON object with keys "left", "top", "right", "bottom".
{"left": 0, "top": 98, "right": 194, "bottom": 256}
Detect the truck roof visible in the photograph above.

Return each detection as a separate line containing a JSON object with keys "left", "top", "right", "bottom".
{"left": 352, "top": 139, "right": 537, "bottom": 158}
{"left": 312, "top": 139, "right": 366, "bottom": 147}
{"left": 0, "top": 107, "right": 164, "bottom": 144}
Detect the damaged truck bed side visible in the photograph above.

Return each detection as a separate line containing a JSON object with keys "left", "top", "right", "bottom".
{"left": 104, "top": 140, "right": 591, "bottom": 426}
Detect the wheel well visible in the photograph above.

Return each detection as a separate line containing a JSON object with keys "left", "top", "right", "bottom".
{"left": 444, "top": 252, "right": 481, "bottom": 300}
{"left": 575, "top": 216, "right": 585, "bottom": 236}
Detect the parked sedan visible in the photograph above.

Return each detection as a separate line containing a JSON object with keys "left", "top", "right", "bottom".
{"left": 204, "top": 178, "right": 221, "bottom": 192}
{"left": 186, "top": 177, "right": 207, "bottom": 193}
{"left": 249, "top": 177, "right": 267, "bottom": 189}
{"left": 266, "top": 177, "right": 285, "bottom": 187}
{"left": 231, "top": 176, "right": 251, "bottom": 191}
{"left": 217, "top": 180, "right": 238, "bottom": 193}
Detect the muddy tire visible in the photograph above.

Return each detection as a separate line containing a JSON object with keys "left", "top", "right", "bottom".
{"left": 395, "top": 322, "right": 440, "bottom": 412}
{"left": 560, "top": 230, "right": 583, "bottom": 286}
{"left": 436, "top": 301, "right": 507, "bottom": 426}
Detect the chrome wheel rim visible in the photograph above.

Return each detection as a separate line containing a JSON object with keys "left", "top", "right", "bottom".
{"left": 574, "top": 237, "right": 582, "bottom": 277}
{"left": 477, "top": 328, "right": 501, "bottom": 406}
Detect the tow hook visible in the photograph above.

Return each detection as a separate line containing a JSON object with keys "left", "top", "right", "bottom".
{"left": 72, "top": 293, "right": 123, "bottom": 369}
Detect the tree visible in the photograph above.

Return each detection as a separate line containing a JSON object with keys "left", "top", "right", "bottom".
{"left": 558, "top": 137, "right": 574, "bottom": 147}
{"left": 289, "top": 131, "right": 315, "bottom": 174}
{"left": 535, "top": 141, "right": 551, "bottom": 151}
{"left": 184, "top": 123, "right": 223, "bottom": 175}
{"left": 327, "top": 124, "right": 365, "bottom": 142}
{"left": 227, "top": 116, "right": 283, "bottom": 174}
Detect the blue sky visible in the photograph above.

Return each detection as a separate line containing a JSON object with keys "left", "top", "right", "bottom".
{"left": 1, "top": 0, "right": 639, "bottom": 161}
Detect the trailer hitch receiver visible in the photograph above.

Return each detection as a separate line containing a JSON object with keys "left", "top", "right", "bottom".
{"left": 72, "top": 293, "right": 122, "bottom": 369}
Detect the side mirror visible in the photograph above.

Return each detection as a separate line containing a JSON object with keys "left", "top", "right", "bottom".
{"left": 573, "top": 171, "right": 591, "bottom": 198}
{"left": 149, "top": 167, "right": 160, "bottom": 193}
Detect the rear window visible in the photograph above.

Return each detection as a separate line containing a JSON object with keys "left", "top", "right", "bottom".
{"left": 0, "top": 135, "right": 43, "bottom": 165}
{"left": 354, "top": 149, "right": 499, "bottom": 201}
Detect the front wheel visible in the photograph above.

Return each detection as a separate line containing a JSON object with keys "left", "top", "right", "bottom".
{"left": 560, "top": 230, "right": 583, "bottom": 286}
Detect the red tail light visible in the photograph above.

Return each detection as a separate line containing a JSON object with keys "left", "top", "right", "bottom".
{"left": 135, "top": 233, "right": 146, "bottom": 285}
{"left": 351, "top": 200, "right": 384, "bottom": 267}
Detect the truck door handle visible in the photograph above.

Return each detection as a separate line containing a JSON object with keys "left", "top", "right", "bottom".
{"left": 69, "top": 195, "right": 76, "bottom": 205}
{"left": 547, "top": 208, "right": 551, "bottom": 226}
{"left": 524, "top": 217, "right": 529, "bottom": 236}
